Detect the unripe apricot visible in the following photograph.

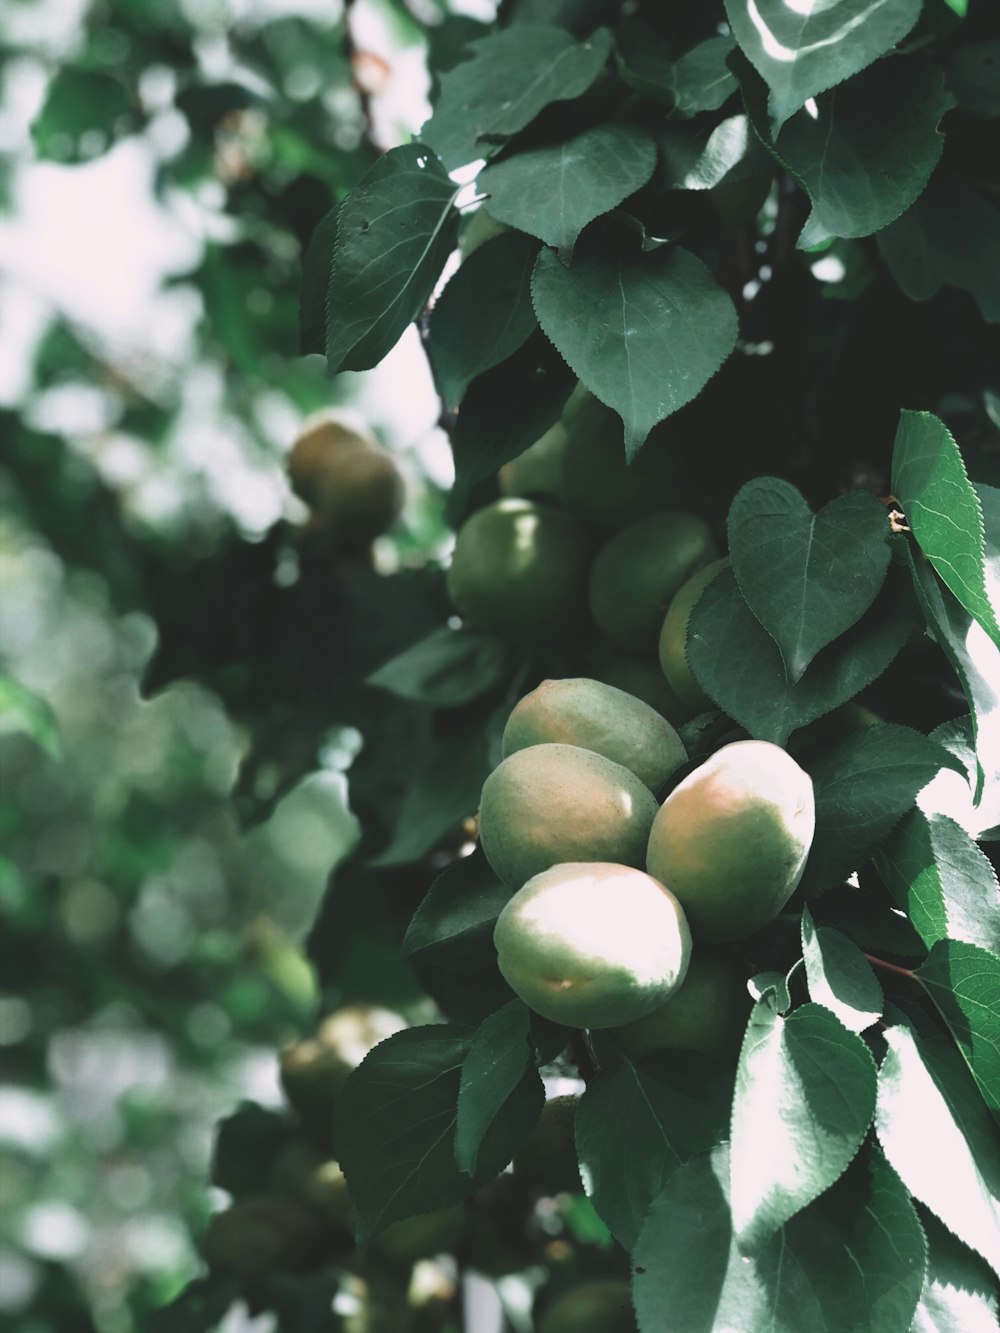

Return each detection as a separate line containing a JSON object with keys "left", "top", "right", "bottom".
{"left": 288, "top": 416, "right": 404, "bottom": 546}
{"left": 538, "top": 1280, "right": 636, "bottom": 1333}
{"left": 658, "top": 558, "right": 729, "bottom": 715}
{"left": 609, "top": 947, "right": 750, "bottom": 1058}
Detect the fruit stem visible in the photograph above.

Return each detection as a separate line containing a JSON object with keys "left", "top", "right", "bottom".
{"left": 862, "top": 953, "right": 915, "bottom": 981}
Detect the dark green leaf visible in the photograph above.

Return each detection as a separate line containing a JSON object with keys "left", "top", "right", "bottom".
{"left": 367, "top": 625, "right": 509, "bottom": 708}
{"left": 326, "top": 144, "right": 459, "bottom": 374}
{"left": 654, "top": 114, "right": 770, "bottom": 192}
{"left": 915, "top": 941, "right": 1000, "bottom": 1114}
{"left": 687, "top": 565, "right": 916, "bottom": 745}
{"left": 739, "top": 55, "right": 952, "bottom": 242}
{"left": 633, "top": 1143, "right": 926, "bottom": 1332}
{"left": 427, "top": 232, "right": 539, "bottom": 410}
{"left": 0, "top": 674, "right": 60, "bottom": 759}
{"left": 874, "top": 809, "right": 1000, "bottom": 954}
{"left": 479, "top": 124, "right": 656, "bottom": 256}
{"left": 912, "top": 1210, "right": 1000, "bottom": 1333}
{"left": 893, "top": 411, "right": 1000, "bottom": 650}
{"left": 947, "top": 40, "right": 1000, "bottom": 118}
{"left": 727, "top": 478, "right": 890, "bottom": 681}
{"left": 422, "top": 25, "right": 613, "bottom": 170}
{"left": 875, "top": 1025, "right": 1000, "bottom": 1277}
{"left": 531, "top": 242, "right": 737, "bottom": 457}
{"left": 212, "top": 1103, "right": 290, "bottom": 1200}
{"left": 576, "top": 1052, "right": 731, "bottom": 1250}
{"left": 299, "top": 206, "right": 336, "bottom": 356}
{"left": 798, "top": 723, "right": 959, "bottom": 896}
{"left": 730, "top": 999, "right": 877, "bottom": 1251}
{"left": 455, "top": 1000, "right": 543, "bottom": 1175}
{"left": 402, "top": 849, "right": 512, "bottom": 967}
{"left": 877, "top": 179, "right": 1000, "bottom": 323}
{"left": 724, "top": 0, "right": 922, "bottom": 130}
{"left": 448, "top": 332, "right": 575, "bottom": 520}
{"left": 667, "top": 36, "right": 739, "bottom": 115}
{"left": 802, "top": 907, "right": 883, "bottom": 1033}
{"left": 31, "top": 66, "right": 132, "bottom": 161}
{"left": 334, "top": 1025, "right": 539, "bottom": 1244}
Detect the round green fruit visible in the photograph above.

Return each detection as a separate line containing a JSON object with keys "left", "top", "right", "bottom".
{"left": 609, "top": 946, "right": 749, "bottom": 1058}
{"left": 375, "top": 1206, "right": 464, "bottom": 1267}
{"left": 657, "top": 557, "right": 729, "bottom": 715}
{"left": 589, "top": 510, "right": 718, "bottom": 651}
{"left": 479, "top": 744, "right": 658, "bottom": 887}
{"left": 493, "top": 861, "right": 691, "bottom": 1028}
{"left": 447, "top": 499, "right": 591, "bottom": 644}
{"left": 538, "top": 1280, "right": 636, "bottom": 1333}
{"left": 646, "top": 740, "right": 815, "bottom": 942}
{"left": 201, "top": 1195, "right": 329, "bottom": 1279}
{"left": 288, "top": 416, "right": 404, "bottom": 547}
{"left": 498, "top": 421, "right": 568, "bottom": 501}
{"left": 513, "top": 1095, "right": 581, "bottom": 1194}
{"left": 502, "top": 678, "right": 686, "bottom": 792}
{"left": 561, "top": 397, "right": 686, "bottom": 530}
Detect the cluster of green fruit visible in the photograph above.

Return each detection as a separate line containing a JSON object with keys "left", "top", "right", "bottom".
{"left": 478, "top": 677, "right": 815, "bottom": 1048}
{"left": 287, "top": 413, "right": 404, "bottom": 550}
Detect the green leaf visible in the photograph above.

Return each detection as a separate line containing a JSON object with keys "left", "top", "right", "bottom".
{"left": 212, "top": 1103, "right": 290, "bottom": 1200}
{"left": 427, "top": 232, "right": 539, "bottom": 410}
{"left": 654, "top": 114, "right": 771, "bottom": 193}
{"left": 447, "top": 332, "right": 575, "bottom": 521}
{"left": 575, "top": 1053, "right": 730, "bottom": 1251}
{"left": 31, "top": 66, "right": 132, "bottom": 162}
{"left": 875, "top": 1025, "right": 1000, "bottom": 1278}
{"left": 531, "top": 242, "right": 738, "bottom": 457}
{"left": 421, "top": 25, "right": 613, "bottom": 170}
{"left": 334, "top": 1025, "right": 540, "bottom": 1244}
{"left": 479, "top": 124, "right": 656, "bottom": 256}
{"left": 367, "top": 626, "right": 509, "bottom": 708}
{"left": 299, "top": 206, "right": 336, "bottom": 356}
{"left": 402, "top": 849, "right": 512, "bottom": 967}
{"left": 892, "top": 411, "right": 1000, "bottom": 651}
{"left": 727, "top": 478, "right": 891, "bottom": 681}
{"left": 325, "top": 144, "right": 459, "bottom": 374}
{"left": 687, "top": 565, "right": 916, "bottom": 745}
{"left": 801, "top": 907, "right": 883, "bottom": 1033}
{"left": 797, "top": 723, "right": 960, "bottom": 897}
{"left": 874, "top": 810, "right": 1000, "bottom": 954}
{"left": 668, "top": 36, "right": 739, "bottom": 115}
{"left": 912, "top": 1211, "right": 1000, "bottom": 1333}
{"left": 877, "top": 179, "right": 1000, "bottom": 323}
{"left": 729, "top": 999, "right": 877, "bottom": 1251}
{"left": 455, "top": 1001, "right": 543, "bottom": 1176}
{"left": 915, "top": 941, "right": 1000, "bottom": 1115}
{"left": 895, "top": 535, "right": 1000, "bottom": 811}
{"left": 923, "top": 715, "right": 1000, "bottom": 845}
{"left": 739, "top": 55, "right": 952, "bottom": 243}
{"left": 633, "top": 1143, "right": 926, "bottom": 1333}
{"left": 0, "top": 675, "right": 60, "bottom": 759}
{"left": 947, "top": 40, "right": 1000, "bottom": 118}
{"left": 724, "top": 0, "right": 922, "bottom": 130}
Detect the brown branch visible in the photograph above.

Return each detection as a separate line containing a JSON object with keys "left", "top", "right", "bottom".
{"left": 863, "top": 953, "right": 915, "bottom": 982}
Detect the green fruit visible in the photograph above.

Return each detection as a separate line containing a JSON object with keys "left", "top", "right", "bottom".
{"left": 513, "top": 1095, "right": 581, "bottom": 1194}
{"left": 538, "top": 1280, "right": 636, "bottom": 1333}
{"left": 657, "top": 557, "right": 730, "bottom": 715}
{"left": 561, "top": 396, "right": 687, "bottom": 529}
{"left": 502, "top": 678, "right": 686, "bottom": 792}
{"left": 609, "top": 946, "right": 749, "bottom": 1058}
{"left": 201, "top": 1195, "right": 329, "bottom": 1279}
{"left": 589, "top": 510, "right": 718, "bottom": 651}
{"left": 479, "top": 744, "right": 658, "bottom": 887}
{"left": 498, "top": 421, "right": 568, "bottom": 501}
{"left": 646, "top": 740, "right": 815, "bottom": 942}
{"left": 375, "top": 1206, "right": 464, "bottom": 1266}
{"left": 447, "top": 499, "right": 591, "bottom": 644}
{"left": 288, "top": 416, "right": 404, "bottom": 546}
{"left": 493, "top": 861, "right": 691, "bottom": 1028}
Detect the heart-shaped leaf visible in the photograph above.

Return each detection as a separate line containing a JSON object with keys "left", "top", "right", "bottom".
{"left": 728, "top": 478, "right": 891, "bottom": 682}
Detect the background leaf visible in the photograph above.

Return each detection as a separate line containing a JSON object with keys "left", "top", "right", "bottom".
{"left": 454, "top": 1000, "right": 543, "bottom": 1175}
{"left": 421, "top": 25, "right": 612, "bottom": 170}
{"left": 727, "top": 478, "right": 890, "bottom": 681}
{"left": 367, "top": 625, "right": 509, "bottom": 708}
{"left": 0, "top": 674, "right": 61, "bottom": 759}
{"left": 325, "top": 144, "right": 458, "bottom": 374}
{"left": 402, "top": 849, "right": 511, "bottom": 967}
{"left": 915, "top": 941, "right": 1000, "bottom": 1115}
{"left": 575, "top": 1052, "right": 731, "bottom": 1250}
{"left": 875, "top": 1025, "right": 1000, "bottom": 1278}
{"left": 874, "top": 810, "right": 1000, "bottom": 954}
{"left": 479, "top": 123, "right": 656, "bottom": 255}
{"left": 729, "top": 1000, "right": 877, "bottom": 1251}
{"left": 427, "top": 231, "right": 539, "bottom": 410}
{"left": 911, "top": 1210, "right": 1000, "bottom": 1333}
{"left": 687, "top": 566, "right": 916, "bottom": 745}
{"left": 797, "top": 723, "right": 959, "bottom": 897}
{"left": 531, "top": 242, "right": 738, "bottom": 456}
{"left": 801, "top": 907, "right": 883, "bottom": 1033}
{"left": 724, "top": 0, "right": 922, "bottom": 129}
{"left": 892, "top": 411, "right": 1000, "bottom": 651}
